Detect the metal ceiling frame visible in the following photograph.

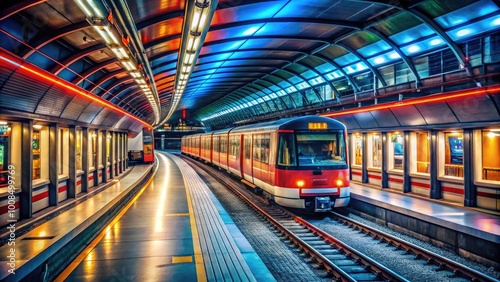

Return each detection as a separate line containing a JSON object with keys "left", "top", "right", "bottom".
{"left": 51, "top": 43, "right": 107, "bottom": 75}
{"left": 71, "top": 58, "right": 118, "bottom": 85}
{"left": 22, "top": 21, "right": 91, "bottom": 59}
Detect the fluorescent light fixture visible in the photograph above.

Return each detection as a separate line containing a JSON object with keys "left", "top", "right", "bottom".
{"left": 0, "top": 121, "right": 8, "bottom": 125}
{"left": 111, "top": 47, "right": 129, "bottom": 59}
{"left": 135, "top": 78, "right": 146, "bottom": 84}
{"left": 33, "top": 124, "right": 43, "bottom": 130}
{"left": 193, "top": 37, "right": 200, "bottom": 50}
{"left": 188, "top": 54, "right": 195, "bottom": 64}
{"left": 86, "top": 0, "right": 103, "bottom": 17}
{"left": 121, "top": 60, "right": 136, "bottom": 71}
{"left": 76, "top": 0, "right": 93, "bottom": 17}
{"left": 130, "top": 71, "right": 141, "bottom": 78}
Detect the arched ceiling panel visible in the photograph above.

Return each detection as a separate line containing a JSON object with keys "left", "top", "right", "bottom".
{"left": 1, "top": 0, "right": 499, "bottom": 129}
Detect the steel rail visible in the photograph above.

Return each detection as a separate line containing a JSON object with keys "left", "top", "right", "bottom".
{"left": 330, "top": 211, "right": 499, "bottom": 282}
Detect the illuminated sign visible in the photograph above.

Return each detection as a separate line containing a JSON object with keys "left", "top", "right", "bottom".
{"left": 308, "top": 123, "right": 328, "bottom": 130}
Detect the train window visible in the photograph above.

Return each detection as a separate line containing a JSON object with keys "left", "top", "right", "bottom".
{"left": 389, "top": 132, "right": 404, "bottom": 170}
{"left": 481, "top": 129, "right": 500, "bottom": 182}
{"left": 443, "top": 132, "right": 463, "bottom": 177}
{"left": 297, "top": 131, "right": 346, "bottom": 167}
{"left": 0, "top": 122, "right": 11, "bottom": 189}
{"left": 213, "top": 137, "right": 219, "bottom": 153}
{"left": 414, "top": 132, "right": 430, "bottom": 174}
{"left": 277, "top": 133, "right": 296, "bottom": 166}
{"left": 253, "top": 135, "right": 261, "bottom": 161}
{"left": 229, "top": 135, "right": 239, "bottom": 156}
{"left": 59, "top": 128, "right": 69, "bottom": 176}
{"left": 353, "top": 134, "right": 362, "bottom": 166}
{"left": 368, "top": 133, "right": 382, "bottom": 168}
{"left": 220, "top": 137, "right": 227, "bottom": 154}
{"left": 244, "top": 135, "right": 251, "bottom": 159}
{"left": 90, "top": 131, "right": 97, "bottom": 169}
{"left": 261, "top": 134, "right": 270, "bottom": 163}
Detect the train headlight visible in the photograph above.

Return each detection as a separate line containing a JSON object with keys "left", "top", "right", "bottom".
{"left": 296, "top": 180, "right": 305, "bottom": 187}
{"left": 335, "top": 179, "right": 344, "bottom": 187}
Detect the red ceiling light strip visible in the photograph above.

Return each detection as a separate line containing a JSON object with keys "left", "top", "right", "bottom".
{"left": 0, "top": 50, "right": 151, "bottom": 129}
{"left": 322, "top": 86, "right": 500, "bottom": 118}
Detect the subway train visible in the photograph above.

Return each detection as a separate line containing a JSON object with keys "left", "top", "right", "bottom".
{"left": 181, "top": 116, "right": 350, "bottom": 212}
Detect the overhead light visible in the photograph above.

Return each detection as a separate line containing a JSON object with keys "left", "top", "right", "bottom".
{"left": 110, "top": 46, "right": 129, "bottom": 59}
{"left": 92, "top": 25, "right": 119, "bottom": 45}
{"left": 456, "top": 28, "right": 472, "bottom": 37}
{"left": 407, "top": 45, "right": 420, "bottom": 53}
{"left": 121, "top": 60, "right": 136, "bottom": 71}
{"left": 0, "top": 121, "right": 7, "bottom": 125}
{"left": 389, "top": 52, "right": 401, "bottom": 59}
{"left": 130, "top": 71, "right": 141, "bottom": 78}
{"left": 429, "top": 38, "right": 443, "bottom": 46}
{"left": 33, "top": 124, "right": 43, "bottom": 130}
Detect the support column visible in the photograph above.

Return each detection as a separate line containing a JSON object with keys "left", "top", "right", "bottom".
{"left": 125, "top": 132, "right": 129, "bottom": 169}
{"left": 92, "top": 130, "right": 98, "bottom": 187}
{"left": 68, "top": 125, "right": 76, "bottom": 198}
{"left": 101, "top": 130, "right": 108, "bottom": 183}
{"left": 48, "top": 123, "right": 59, "bottom": 206}
{"left": 463, "top": 129, "right": 476, "bottom": 207}
{"left": 430, "top": 130, "right": 441, "bottom": 199}
{"left": 20, "top": 120, "right": 33, "bottom": 219}
{"left": 109, "top": 132, "right": 115, "bottom": 179}
{"left": 381, "top": 132, "right": 389, "bottom": 188}
{"left": 118, "top": 133, "right": 123, "bottom": 174}
{"left": 403, "top": 131, "right": 411, "bottom": 193}
{"left": 361, "top": 133, "right": 368, "bottom": 183}
{"left": 348, "top": 133, "right": 352, "bottom": 180}
{"left": 81, "top": 127, "right": 89, "bottom": 193}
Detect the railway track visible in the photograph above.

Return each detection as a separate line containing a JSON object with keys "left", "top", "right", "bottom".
{"left": 328, "top": 211, "right": 499, "bottom": 282}
{"left": 183, "top": 155, "right": 408, "bottom": 281}
{"left": 182, "top": 154, "right": 498, "bottom": 282}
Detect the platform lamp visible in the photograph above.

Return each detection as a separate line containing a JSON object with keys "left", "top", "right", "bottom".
{"left": 159, "top": 0, "right": 218, "bottom": 126}
{"left": 74, "top": 0, "right": 160, "bottom": 124}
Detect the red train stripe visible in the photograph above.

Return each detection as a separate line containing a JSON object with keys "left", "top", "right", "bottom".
{"left": 58, "top": 185, "right": 67, "bottom": 193}
{"left": 33, "top": 191, "right": 49, "bottom": 202}
{"left": 442, "top": 186, "right": 464, "bottom": 195}
{"left": 368, "top": 174, "right": 382, "bottom": 180}
{"left": 477, "top": 191, "right": 500, "bottom": 199}
{"left": 351, "top": 171, "right": 362, "bottom": 176}
{"left": 411, "top": 182, "right": 430, "bottom": 189}
{"left": 388, "top": 177, "right": 404, "bottom": 183}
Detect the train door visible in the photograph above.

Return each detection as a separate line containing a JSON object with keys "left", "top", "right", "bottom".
{"left": 239, "top": 134, "right": 244, "bottom": 178}
{"left": 243, "top": 134, "right": 253, "bottom": 182}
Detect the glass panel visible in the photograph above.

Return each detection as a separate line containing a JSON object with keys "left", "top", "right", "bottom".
{"left": 416, "top": 132, "right": 430, "bottom": 173}
{"left": 33, "top": 130, "right": 41, "bottom": 180}
{"left": 277, "top": 133, "right": 296, "bottom": 166}
{"left": 297, "top": 132, "right": 347, "bottom": 167}
{"left": 369, "top": 133, "right": 382, "bottom": 168}
{"left": 91, "top": 131, "right": 97, "bottom": 168}
{"left": 76, "top": 129, "right": 82, "bottom": 170}
{"left": 482, "top": 129, "right": 500, "bottom": 181}
{"left": 353, "top": 134, "right": 363, "bottom": 166}
{"left": 391, "top": 132, "right": 404, "bottom": 170}
{"left": 444, "top": 132, "right": 463, "bottom": 177}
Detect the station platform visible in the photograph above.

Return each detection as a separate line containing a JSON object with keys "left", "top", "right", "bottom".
{"left": 0, "top": 151, "right": 274, "bottom": 281}
{"left": 349, "top": 183, "right": 500, "bottom": 268}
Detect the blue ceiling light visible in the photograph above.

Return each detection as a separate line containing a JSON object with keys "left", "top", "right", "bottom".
{"left": 373, "top": 57, "right": 385, "bottom": 65}
{"left": 493, "top": 17, "right": 500, "bottom": 26}
{"left": 407, "top": 45, "right": 420, "bottom": 53}
{"left": 389, "top": 52, "right": 401, "bottom": 59}
{"left": 456, "top": 28, "right": 473, "bottom": 37}
{"left": 429, "top": 38, "right": 443, "bottom": 46}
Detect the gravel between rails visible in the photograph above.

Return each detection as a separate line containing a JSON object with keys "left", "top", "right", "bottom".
{"left": 307, "top": 212, "right": 500, "bottom": 282}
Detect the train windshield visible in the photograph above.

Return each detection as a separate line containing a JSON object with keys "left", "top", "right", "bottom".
{"left": 296, "top": 131, "right": 347, "bottom": 167}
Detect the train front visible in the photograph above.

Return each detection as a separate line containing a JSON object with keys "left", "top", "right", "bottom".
{"left": 275, "top": 117, "right": 350, "bottom": 212}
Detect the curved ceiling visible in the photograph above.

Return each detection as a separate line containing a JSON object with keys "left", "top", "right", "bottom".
{"left": 1, "top": 0, "right": 500, "bottom": 129}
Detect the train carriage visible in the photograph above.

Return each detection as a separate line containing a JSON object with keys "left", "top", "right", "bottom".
{"left": 182, "top": 116, "right": 350, "bottom": 212}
